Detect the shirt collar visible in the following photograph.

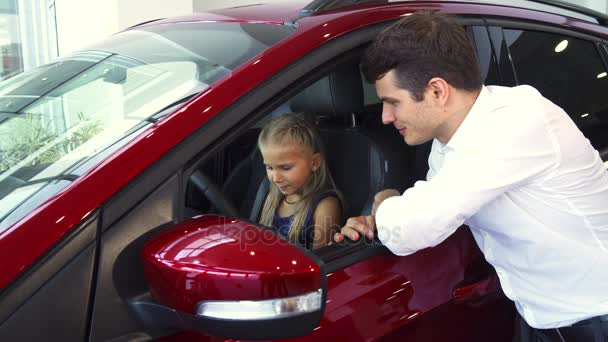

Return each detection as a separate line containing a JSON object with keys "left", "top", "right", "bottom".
{"left": 444, "top": 85, "right": 494, "bottom": 151}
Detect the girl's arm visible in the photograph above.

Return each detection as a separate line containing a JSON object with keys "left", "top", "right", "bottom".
{"left": 312, "top": 196, "right": 342, "bottom": 249}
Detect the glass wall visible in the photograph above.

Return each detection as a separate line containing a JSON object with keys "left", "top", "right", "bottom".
{"left": 0, "top": 0, "right": 21, "bottom": 79}
{"left": 0, "top": 0, "right": 57, "bottom": 82}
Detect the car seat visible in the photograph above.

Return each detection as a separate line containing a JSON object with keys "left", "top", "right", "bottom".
{"left": 221, "top": 60, "right": 414, "bottom": 222}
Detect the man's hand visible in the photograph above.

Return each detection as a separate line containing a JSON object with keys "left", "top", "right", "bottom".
{"left": 371, "top": 189, "right": 400, "bottom": 216}
{"left": 334, "top": 216, "right": 376, "bottom": 242}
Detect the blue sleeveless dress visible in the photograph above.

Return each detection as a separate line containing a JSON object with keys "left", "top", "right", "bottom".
{"left": 273, "top": 191, "right": 340, "bottom": 249}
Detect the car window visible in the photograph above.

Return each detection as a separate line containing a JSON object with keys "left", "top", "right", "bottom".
{"left": 503, "top": 29, "right": 608, "bottom": 159}
{"left": 469, "top": 26, "right": 501, "bottom": 86}
{"left": 0, "top": 22, "right": 293, "bottom": 230}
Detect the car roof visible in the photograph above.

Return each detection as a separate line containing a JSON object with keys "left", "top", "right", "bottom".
{"left": 137, "top": 0, "right": 311, "bottom": 27}
{"left": 136, "top": 0, "right": 607, "bottom": 28}
{"left": 304, "top": 0, "right": 607, "bottom": 25}
{"left": 135, "top": 0, "right": 608, "bottom": 41}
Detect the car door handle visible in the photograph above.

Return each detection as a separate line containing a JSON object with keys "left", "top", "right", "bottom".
{"left": 452, "top": 274, "right": 498, "bottom": 304}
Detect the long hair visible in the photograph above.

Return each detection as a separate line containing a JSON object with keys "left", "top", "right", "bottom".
{"left": 258, "top": 113, "right": 338, "bottom": 242}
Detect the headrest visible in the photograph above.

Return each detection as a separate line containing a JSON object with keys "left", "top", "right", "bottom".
{"left": 291, "top": 62, "right": 364, "bottom": 118}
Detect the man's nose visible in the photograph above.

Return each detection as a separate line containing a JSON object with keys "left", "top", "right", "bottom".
{"left": 382, "top": 107, "right": 395, "bottom": 125}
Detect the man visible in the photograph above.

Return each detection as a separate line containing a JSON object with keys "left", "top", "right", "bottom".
{"left": 335, "top": 11, "right": 608, "bottom": 342}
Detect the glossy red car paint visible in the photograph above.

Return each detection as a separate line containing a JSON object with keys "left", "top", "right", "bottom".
{"left": 453, "top": 274, "right": 499, "bottom": 304}
{"left": 0, "top": 0, "right": 606, "bottom": 331}
{"left": 156, "top": 227, "right": 514, "bottom": 342}
{"left": 1, "top": 0, "right": 605, "bottom": 292}
{"left": 142, "top": 215, "right": 321, "bottom": 313}
{"left": 1, "top": 0, "right": 606, "bottom": 292}
{"left": 163, "top": 0, "right": 310, "bottom": 24}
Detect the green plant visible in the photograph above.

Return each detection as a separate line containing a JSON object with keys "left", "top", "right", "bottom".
{"left": 0, "top": 112, "right": 102, "bottom": 173}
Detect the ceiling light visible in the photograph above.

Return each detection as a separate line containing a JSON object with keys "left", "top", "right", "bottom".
{"left": 554, "top": 40, "right": 568, "bottom": 53}
{"left": 597, "top": 72, "right": 607, "bottom": 79}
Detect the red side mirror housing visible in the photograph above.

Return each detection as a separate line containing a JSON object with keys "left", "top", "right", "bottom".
{"left": 140, "top": 215, "right": 325, "bottom": 340}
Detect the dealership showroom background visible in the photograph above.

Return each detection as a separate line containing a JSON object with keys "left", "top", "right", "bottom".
{"left": 1, "top": 0, "right": 608, "bottom": 341}
{"left": 0, "top": 0, "right": 303, "bottom": 79}
{"left": 0, "top": 0, "right": 607, "bottom": 81}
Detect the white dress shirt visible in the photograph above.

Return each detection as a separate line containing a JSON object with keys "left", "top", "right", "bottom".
{"left": 376, "top": 85, "right": 608, "bottom": 329}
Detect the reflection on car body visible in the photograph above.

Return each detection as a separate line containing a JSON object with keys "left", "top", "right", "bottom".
{"left": 0, "top": 0, "right": 607, "bottom": 341}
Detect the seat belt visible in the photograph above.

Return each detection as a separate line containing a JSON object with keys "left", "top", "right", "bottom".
{"left": 249, "top": 178, "right": 269, "bottom": 222}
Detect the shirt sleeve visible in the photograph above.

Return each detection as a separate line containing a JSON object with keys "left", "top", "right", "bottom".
{"left": 376, "top": 108, "right": 559, "bottom": 256}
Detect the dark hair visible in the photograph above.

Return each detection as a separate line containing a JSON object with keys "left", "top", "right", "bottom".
{"left": 361, "top": 11, "right": 482, "bottom": 101}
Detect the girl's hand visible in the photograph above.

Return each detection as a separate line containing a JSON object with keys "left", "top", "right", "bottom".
{"left": 334, "top": 215, "right": 376, "bottom": 242}
{"left": 312, "top": 196, "right": 342, "bottom": 249}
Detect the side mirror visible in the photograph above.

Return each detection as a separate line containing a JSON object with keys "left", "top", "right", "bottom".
{"left": 137, "top": 215, "right": 326, "bottom": 340}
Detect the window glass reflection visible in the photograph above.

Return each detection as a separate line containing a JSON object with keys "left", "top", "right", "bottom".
{"left": 0, "top": 21, "right": 292, "bottom": 228}
{"left": 505, "top": 29, "right": 608, "bottom": 151}
{"left": 470, "top": 26, "right": 500, "bottom": 85}
{"left": 0, "top": 0, "right": 23, "bottom": 80}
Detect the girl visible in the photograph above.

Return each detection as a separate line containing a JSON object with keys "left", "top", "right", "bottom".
{"left": 258, "top": 113, "right": 342, "bottom": 250}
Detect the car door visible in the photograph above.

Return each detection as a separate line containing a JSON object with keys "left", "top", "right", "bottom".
{"left": 148, "top": 17, "right": 514, "bottom": 342}
{"left": 90, "top": 10, "right": 607, "bottom": 342}
{"left": 298, "top": 24, "right": 514, "bottom": 341}
{"left": 286, "top": 227, "right": 511, "bottom": 342}
{"left": 0, "top": 215, "right": 98, "bottom": 341}
{"left": 305, "top": 28, "right": 513, "bottom": 342}
{"left": 0, "top": 16, "right": 510, "bottom": 342}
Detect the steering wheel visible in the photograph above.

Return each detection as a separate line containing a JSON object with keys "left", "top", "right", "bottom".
{"left": 190, "top": 170, "right": 241, "bottom": 218}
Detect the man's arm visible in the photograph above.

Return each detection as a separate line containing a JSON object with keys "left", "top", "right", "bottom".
{"left": 376, "top": 116, "right": 558, "bottom": 255}
{"left": 337, "top": 104, "right": 559, "bottom": 255}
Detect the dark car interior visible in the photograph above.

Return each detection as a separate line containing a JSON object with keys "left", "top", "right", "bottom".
{"left": 183, "top": 56, "right": 425, "bottom": 252}
{"left": 183, "top": 26, "right": 608, "bottom": 254}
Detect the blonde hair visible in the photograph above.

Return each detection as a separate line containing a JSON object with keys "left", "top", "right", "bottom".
{"left": 258, "top": 113, "right": 338, "bottom": 242}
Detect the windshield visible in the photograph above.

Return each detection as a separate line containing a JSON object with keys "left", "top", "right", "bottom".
{"left": 0, "top": 22, "right": 293, "bottom": 229}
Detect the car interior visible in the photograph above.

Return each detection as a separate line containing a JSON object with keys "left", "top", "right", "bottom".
{"left": 183, "top": 55, "right": 431, "bottom": 252}
{"left": 182, "top": 30, "right": 608, "bottom": 254}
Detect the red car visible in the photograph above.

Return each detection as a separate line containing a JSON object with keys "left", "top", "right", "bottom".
{"left": 1, "top": 0, "right": 607, "bottom": 341}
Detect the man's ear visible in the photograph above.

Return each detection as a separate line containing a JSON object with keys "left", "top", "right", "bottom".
{"left": 426, "top": 77, "right": 450, "bottom": 106}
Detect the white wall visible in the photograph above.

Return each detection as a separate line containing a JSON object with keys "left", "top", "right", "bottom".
{"left": 55, "top": 0, "right": 120, "bottom": 55}
{"left": 55, "top": 0, "right": 193, "bottom": 56}
{"left": 117, "top": 0, "right": 193, "bottom": 32}
{"left": 54, "top": 0, "right": 284, "bottom": 56}
{"left": 194, "top": 0, "right": 262, "bottom": 11}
